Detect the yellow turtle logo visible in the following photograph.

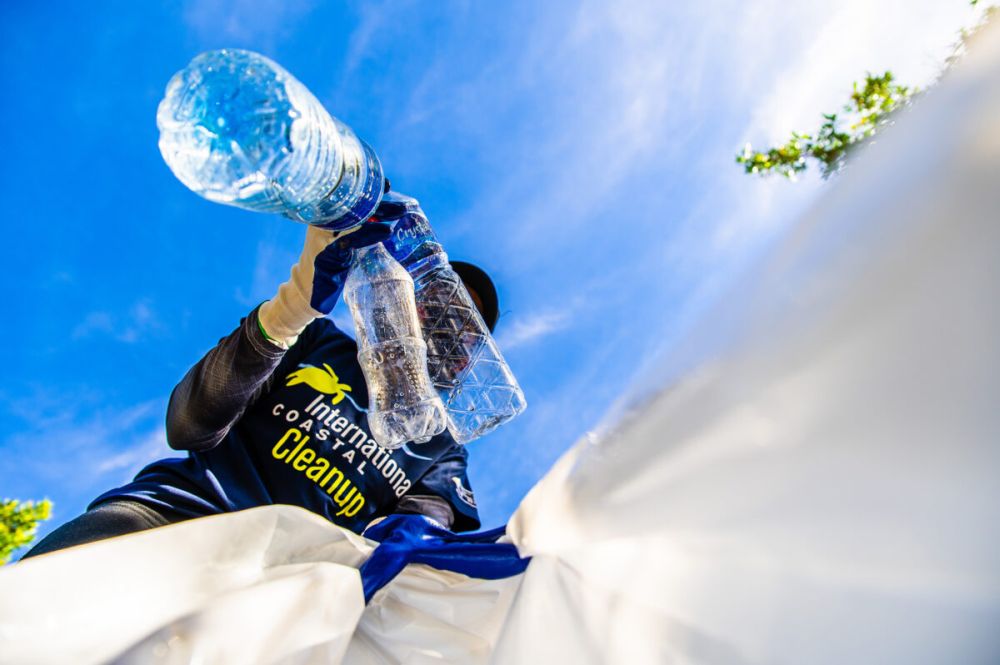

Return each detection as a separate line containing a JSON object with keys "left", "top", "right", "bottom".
{"left": 286, "top": 364, "right": 353, "bottom": 404}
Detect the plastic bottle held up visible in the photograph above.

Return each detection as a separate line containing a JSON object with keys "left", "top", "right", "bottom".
{"left": 382, "top": 193, "right": 527, "bottom": 444}
{"left": 157, "top": 49, "right": 383, "bottom": 231}
{"left": 344, "top": 244, "right": 448, "bottom": 448}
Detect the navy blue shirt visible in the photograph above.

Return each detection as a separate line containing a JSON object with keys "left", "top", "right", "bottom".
{"left": 91, "top": 308, "right": 481, "bottom": 533}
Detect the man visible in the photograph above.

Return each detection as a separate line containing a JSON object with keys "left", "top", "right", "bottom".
{"left": 23, "top": 190, "right": 495, "bottom": 558}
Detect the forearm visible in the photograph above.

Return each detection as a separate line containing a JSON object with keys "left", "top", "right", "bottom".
{"left": 166, "top": 305, "right": 286, "bottom": 451}
{"left": 395, "top": 495, "right": 455, "bottom": 529}
{"left": 165, "top": 213, "right": 392, "bottom": 451}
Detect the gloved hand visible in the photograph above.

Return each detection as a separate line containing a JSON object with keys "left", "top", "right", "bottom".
{"left": 357, "top": 513, "right": 530, "bottom": 602}
{"left": 258, "top": 220, "right": 392, "bottom": 348}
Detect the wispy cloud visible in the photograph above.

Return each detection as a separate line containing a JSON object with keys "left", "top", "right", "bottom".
{"left": 180, "top": 0, "right": 318, "bottom": 50}
{"left": 339, "top": 3, "right": 390, "bottom": 78}
{"left": 404, "top": 0, "right": 984, "bottom": 525}
{"left": 94, "top": 427, "right": 169, "bottom": 478}
{"left": 71, "top": 311, "right": 115, "bottom": 339}
{"left": 72, "top": 298, "right": 165, "bottom": 344}
{"left": 10, "top": 0, "right": 984, "bottom": 536}
{"left": 496, "top": 307, "right": 573, "bottom": 351}
{"left": 0, "top": 394, "right": 173, "bottom": 516}
{"left": 234, "top": 237, "right": 299, "bottom": 307}
{"left": 740, "top": 0, "right": 982, "bottom": 146}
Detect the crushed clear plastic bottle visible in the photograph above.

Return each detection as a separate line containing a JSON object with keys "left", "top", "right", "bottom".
{"left": 383, "top": 195, "right": 527, "bottom": 444}
{"left": 157, "top": 49, "right": 383, "bottom": 231}
{"left": 344, "top": 244, "right": 448, "bottom": 448}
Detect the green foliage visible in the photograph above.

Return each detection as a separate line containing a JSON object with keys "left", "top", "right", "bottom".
{"left": 738, "top": 1, "right": 996, "bottom": 181}
{"left": 1, "top": 499, "right": 53, "bottom": 564}
{"left": 736, "top": 71, "right": 915, "bottom": 179}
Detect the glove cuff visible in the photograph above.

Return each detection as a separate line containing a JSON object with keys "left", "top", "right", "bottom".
{"left": 258, "top": 263, "right": 322, "bottom": 349}
{"left": 259, "top": 225, "right": 362, "bottom": 348}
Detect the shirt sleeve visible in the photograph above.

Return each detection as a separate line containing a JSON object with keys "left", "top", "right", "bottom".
{"left": 396, "top": 444, "right": 481, "bottom": 532}
{"left": 165, "top": 305, "right": 327, "bottom": 452}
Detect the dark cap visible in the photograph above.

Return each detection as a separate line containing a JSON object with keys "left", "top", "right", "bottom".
{"left": 452, "top": 261, "right": 499, "bottom": 332}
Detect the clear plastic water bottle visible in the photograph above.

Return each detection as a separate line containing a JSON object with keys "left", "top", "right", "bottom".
{"left": 344, "top": 244, "right": 448, "bottom": 448}
{"left": 383, "top": 196, "right": 527, "bottom": 444}
{"left": 157, "top": 49, "right": 383, "bottom": 231}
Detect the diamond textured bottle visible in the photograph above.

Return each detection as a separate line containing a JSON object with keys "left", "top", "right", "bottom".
{"left": 382, "top": 195, "right": 527, "bottom": 444}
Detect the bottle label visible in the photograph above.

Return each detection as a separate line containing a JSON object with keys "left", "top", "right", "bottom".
{"left": 391, "top": 211, "right": 435, "bottom": 246}
{"left": 386, "top": 211, "right": 444, "bottom": 270}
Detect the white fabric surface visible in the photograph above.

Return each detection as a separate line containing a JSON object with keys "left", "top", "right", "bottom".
{"left": 0, "top": 505, "right": 521, "bottom": 665}
{"left": 0, "top": 506, "right": 369, "bottom": 664}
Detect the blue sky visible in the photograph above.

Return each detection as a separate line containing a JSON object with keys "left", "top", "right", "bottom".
{"left": 0, "top": 0, "right": 982, "bottom": 542}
